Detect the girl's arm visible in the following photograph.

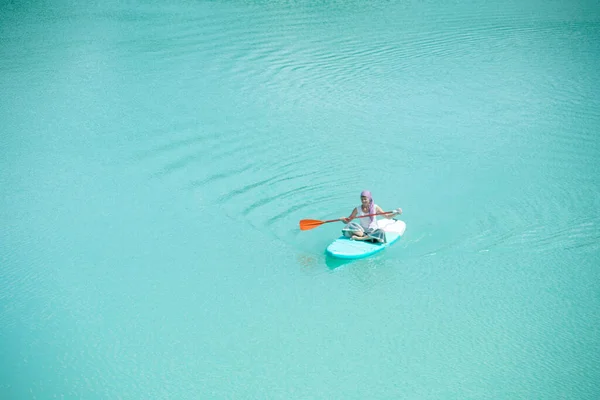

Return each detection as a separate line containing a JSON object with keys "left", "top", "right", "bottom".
{"left": 341, "top": 208, "right": 357, "bottom": 224}
{"left": 376, "top": 205, "right": 401, "bottom": 219}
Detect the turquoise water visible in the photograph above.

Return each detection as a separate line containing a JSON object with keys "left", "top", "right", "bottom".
{"left": 2, "top": 0, "right": 600, "bottom": 398}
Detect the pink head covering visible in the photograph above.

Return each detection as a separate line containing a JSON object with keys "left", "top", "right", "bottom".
{"left": 360, "top": 190, "right": 375, "bottom": 222}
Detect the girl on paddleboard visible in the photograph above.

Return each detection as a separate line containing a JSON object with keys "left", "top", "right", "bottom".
{"left": 341, "top": 190, "right": 402, "bottom": 243}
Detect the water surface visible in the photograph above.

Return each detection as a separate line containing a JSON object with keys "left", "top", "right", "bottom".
{"left": 1, "top": 0, "right": 600, "bottom": 398}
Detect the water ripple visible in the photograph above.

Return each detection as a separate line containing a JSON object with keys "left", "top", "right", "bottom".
{"left": 122, "top": 1, "right": 600, "bottom": 256}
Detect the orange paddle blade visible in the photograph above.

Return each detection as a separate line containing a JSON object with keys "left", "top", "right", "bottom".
{"left": 299, "top": 219, "right": 325, "bottom": 231}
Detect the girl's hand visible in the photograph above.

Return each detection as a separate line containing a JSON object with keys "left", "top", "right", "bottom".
{"left": 341, "top": 217, "right": 350, "bottom": 224}
{"left": 394, "top": 208, "right": 402, "bottom": 216}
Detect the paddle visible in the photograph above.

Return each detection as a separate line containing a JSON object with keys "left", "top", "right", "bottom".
{"left": 299, "top": 211, "right": 398, "bottom": 231}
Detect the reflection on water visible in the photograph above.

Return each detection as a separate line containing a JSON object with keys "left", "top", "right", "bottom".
{"left": 325, "top": 255, "right": 354, "bottom": 270}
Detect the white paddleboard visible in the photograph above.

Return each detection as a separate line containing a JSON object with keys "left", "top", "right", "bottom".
{"left": 326, "top": 219, "right": 406, "bottom": 259}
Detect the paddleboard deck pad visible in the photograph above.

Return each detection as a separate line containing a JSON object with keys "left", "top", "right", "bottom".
{"left": 326, "top": 219, "right": 406, "bottom": 259}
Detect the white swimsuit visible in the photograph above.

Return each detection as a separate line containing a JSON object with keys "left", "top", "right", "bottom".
{"left": 355, "top": 205, "right": 379, "bottom": 230}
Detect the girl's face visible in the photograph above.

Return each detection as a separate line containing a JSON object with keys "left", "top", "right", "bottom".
{"left": 361, "top": 196, "right": 370, "bottom": 206}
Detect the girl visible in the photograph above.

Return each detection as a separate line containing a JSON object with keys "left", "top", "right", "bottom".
{"left": 341, "top": 190, "right": 401, "bottom": 243}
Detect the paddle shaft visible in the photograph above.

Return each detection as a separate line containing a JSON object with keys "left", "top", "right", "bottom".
{"left": 321, "top": 211, "right": 394, "bottom": 224}
{"left": 299, "top": 210, "right": 400, "bottom": 230}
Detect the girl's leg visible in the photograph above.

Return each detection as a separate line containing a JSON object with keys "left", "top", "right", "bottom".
{"left": 351, "top": 233, "right": 372, "bottom": 241}
{"left": 342, "top": 222, "right": 365, "bottom": 239}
